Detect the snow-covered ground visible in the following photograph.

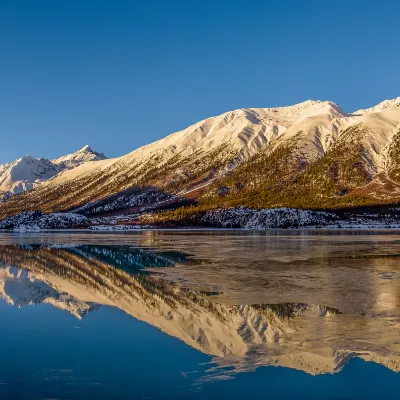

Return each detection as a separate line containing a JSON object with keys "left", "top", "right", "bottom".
{"left": 199, "top": 207, "right": 400, "bottom": 230}
{"left": 0, "top": 211, "right": 89, "bottom": 231}
{"left": 2, "top": 207, "right": 400, "bottom": 231}
{"left": 90, "top": 213, "right": 140, "bottom": 225}
{"left": 323, "top": 219, "right": 400, "bottom": 230}
{"left": 200, "top": 207, "right": 338, "bottom": 229}
{"left": 89, "top": 224, "right": 150, "bottom": 231}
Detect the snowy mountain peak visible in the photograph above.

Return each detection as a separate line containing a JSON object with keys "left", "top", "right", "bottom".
{"left": 0, "top": 145, "right": 106, "bottom": 197}
{"left": 274, "top": 99, "right": 348, "bottom": 119}
{"left": 77, "top": 144, "right": 97, "bottom": 154}
{"left": 13, "top": 155, "right": 42, "bottom": 165}
{"left": 52, "top": 145, "right": 107, "bottom": 167}
{"left": 0, "top": 156, "right": 61, "bottom": 195}
{"left": 354, "top": 97, "right": 400, "bottom": 115}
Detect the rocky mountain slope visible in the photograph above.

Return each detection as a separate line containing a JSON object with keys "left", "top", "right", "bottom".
{"left": 0, "top": 145, "right": 106, "bottom": 198}
{"left": 1, "top": 97, "right": 400, "bottom": 221}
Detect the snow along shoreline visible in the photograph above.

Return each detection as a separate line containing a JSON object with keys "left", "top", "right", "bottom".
{"left": 2, "top": 208, "right": 400, "bottom": 232}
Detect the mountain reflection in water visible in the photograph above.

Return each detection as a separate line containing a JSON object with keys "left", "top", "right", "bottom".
{"left": 0, "top": 240, "right": 399, "bottom": 382}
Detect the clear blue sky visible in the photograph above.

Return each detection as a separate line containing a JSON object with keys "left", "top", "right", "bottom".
{"left": 1, "top": 0, "right": 399, "bottom": 163}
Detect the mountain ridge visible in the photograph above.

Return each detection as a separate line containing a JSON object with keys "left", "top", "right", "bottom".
{"left": 0, "top": 145, "right": 107, "bottom": 197}
{"left": 1, "top": 97, "right": 400, "bottom": 223}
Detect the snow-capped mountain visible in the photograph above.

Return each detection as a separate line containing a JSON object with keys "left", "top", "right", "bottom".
{"left": 1, "top": 97, "right": 400, "bottom": 219}
{"left": 0, "top": 145, "right": 106, "bottom": 197}
{"left": 354, "top": 97, "right": 400, "bottom": 115}
{"left": 0, "top": 156, "right": 61, "bottom": 195}
{"left": 52, "top": 144, "right": 106, "bottom": 168}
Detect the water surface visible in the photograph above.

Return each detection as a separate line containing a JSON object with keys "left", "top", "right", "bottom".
{"left": 0, "top": 230, "right": 399, "bottom": 399}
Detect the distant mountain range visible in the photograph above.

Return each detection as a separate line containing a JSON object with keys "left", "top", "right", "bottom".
{"left": 1, "top": 97, "right": 400, "bottom": 227}
{"left": 0, "top": 145, "right": 106, "bottom": 197}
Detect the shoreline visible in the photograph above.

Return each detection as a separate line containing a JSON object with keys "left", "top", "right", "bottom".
{"left": 3, "top": 225, "right": 400, "bottom": 233}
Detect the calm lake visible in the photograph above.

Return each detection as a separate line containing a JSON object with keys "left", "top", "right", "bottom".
{"left": 0, "top": 230, "right": 399, "bottom": 399}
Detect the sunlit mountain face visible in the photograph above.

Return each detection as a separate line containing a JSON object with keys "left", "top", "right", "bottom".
{"left": 4, "top": 98, "right": 400, "bottom": 231}
{"left": 0, "top": 234, "right": 399, "bottom": 386}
